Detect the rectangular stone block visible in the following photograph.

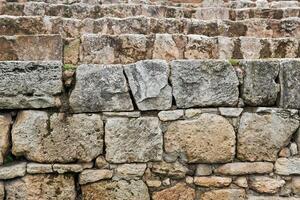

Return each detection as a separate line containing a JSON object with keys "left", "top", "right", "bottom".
{"left": 0, "top": 61, "right": 62, "bottom": 109}
{"left": 0, "top": 35, "right": 62, "bottom": 61}
{"left": 171, "top": 60, "right": 239, "bottom": 108}
{"left": 279, "top": 60, "right": 300, "bottom": 109}
{"left": 69, "top": 64, "right": 133, "bottom": 112}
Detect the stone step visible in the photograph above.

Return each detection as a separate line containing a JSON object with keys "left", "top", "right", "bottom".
{"left": 0, "top": 34, "right": 63, "bottom": 61}
{"left": 1, "top": 16, "right": 299, "bottom": 39}
{"left": 80, "top": 34, "right": 300, "bottom": 65}
{"left": 1, "top": 2, "right": 300, "bottom": 20}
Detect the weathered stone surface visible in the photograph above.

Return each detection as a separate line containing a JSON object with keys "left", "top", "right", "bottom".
{"left": 151, "top": 161, "right": 188, "bottom": 179}
{"left": 0, "top": 35, "right": 62, "bottom": 61}
{"left": 292, "top": 177, "right": 300, "bottom": 196}
{"left": 146, "top": 180, "right": 161, "bottom": 188}
{"left": 241, "top": 60, "right": 280, "bottom": 106}
{"left": 249, "top": 176, "right": 285, "bottom": 194}
{"left": 279, "top": 60, "right": 300, "bottom": 109}
{"left": 248, "top": 196, "right": 299, "bottom": 200}
{"left": 195, "top": 164, "right": 212, "bottom": 176}
{"left": 5, "top": 174, "right": 76, "bottom": 199}
{"left": 0, "top": 114, "right": 11, "bottom": 164}
{"left": 124, "top": 60, "right": 172, "bottom": 110}
{"left": 70, "top": 64, "right": 133, "bottom": 112}
{"left": 53, "top": 163, "right": 93, "bottom": 174}
{"left": 0, "top": 162, "right": 26, "bottom": 180}
{"left": 214, "top": 162, "right": 274, "bottom": 175}
{"left": 152, "top": 34, "right": 180, "bottom": 60}
{"left": 27, "top": 163, "right": 53, "bottom": 174}
{"left": 201, "top": 189, "right": 246, "bottom": 200}
{"left": 0, "top": 181, "right": 3, "bottom": 200}
{"left": 152, "top": 183, "right": 195, "bottom": 200}
{"left": 194, "top": 176, "right": 232, "bottom": 187}
{"left": 0, "top": 61, "right": 62, "bottom": 109}
{"left": 171, "top": 60, "right": 239, "bottom": 108}
{"left": 275, "top": 158, "right": 300, "bottom": 175}
{"left": 79, "top": 169, "right": 113, "bottom": 185}
{"left": 238, "top": 111, "right": 299, "bottom": 161}
{"left": 218, "top": 108, "right": 243, "bottom": 117}
{"left": 184, "top": 35, "right": 218, "bottom": 59}
{"left": 105, "top": 117, "right": 163, "bottom": 163}
{"left": 102, "top": 111, "right": 140, "bottom": 118}
{"left": 164, "top": 113, "right": 236, "bottom": 163}
{"left": 95, "top": 156, "right": 109, "bottom": 169}
{"left": 12, "top": 111, "right": 104, "bottom": 163}
{"left": 81, "top": 180, "right": 150, "bottom": 200}
{"left": 114, "top": 164, "right": 146, "bottom": 180}
{"left": 158, "top": 110, "right": 184, "bottom": 121}
{"left": 234, "top": 177, "right": 248, "bottom": 188}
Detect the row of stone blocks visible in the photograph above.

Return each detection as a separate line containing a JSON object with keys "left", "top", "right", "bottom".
{"left": 0, "top": 59, "right": 299, "bottom": 110}
{"left": 1, "top": 2, "right": 300, "bottom": 20}
{"left": 0, "top": 107, "right": 299, "bottom": 199}
{"left": 1, "top": 34, "right": 300, "bottom": 64}
{"left": 1, "top": 16, "right": 300, "bottom": 38}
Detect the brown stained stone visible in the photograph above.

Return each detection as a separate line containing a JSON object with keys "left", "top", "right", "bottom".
{"left": 214, "top": 162, "right": 274, "bottom": 175}
{"left": 184, "top": 35, "right": 218, "bottom": 59}
{"left": 201, "top": 189, "right": 246, "bottom": 200}
{"left": 194, "top": 176, "right": 232, "bottom": 187}
{"left": 64, "top": 38, "right": 80, "bottom": 64}
{"left": 249, "top": 176, "right": 285, "bottom": 194}
{"left": 153, "top": 34, "right": 180, "bottom": 60}
{"left": 0, "top": 114, "right": 11, "bottom": 165}
{"left": 152, "top": 183, "right": 195, "bottom": 200}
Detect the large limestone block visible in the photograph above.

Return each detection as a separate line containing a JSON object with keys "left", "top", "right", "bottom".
{"left": 237, "top": 110, "right": 299, "bottom": 161}
{"left": 164, "top": 113, "right": 236, "bottom": 163}
{"left": 124, "top": 60, "right": 172, "bottom": 110}
{"left": 0, "top": 61, "right": 62, "bottom": 109}
{"left": 241, "top": 60, "right": 280, "bottom": 106}
{"left": 0, "top": 35, "right": 62, "bottom": 61}
{"left": 105, "top": 117, "right": 163, "bottom": 163}
{"left": 5, "top": 174, "right": 76, "bottom": 200}
{"left": 279, "top": 60, "right": 300, "bottom": 109}
{"left": 81, "top": 180, "right": 150, "bottom": 200}
{"left": 0, "top": 114, "right": 11, "bottom": 164}
{"left": 12, "top": 111, "right": 104, "bottom": 163}
{"left": 152, "top": 183, "right": 195, "bottom": 200}
{"left": 171, "top": 60, "right": 239, "bottom": 108}
{"left": 70, "top": 64, "right": 133, "bottom": 112}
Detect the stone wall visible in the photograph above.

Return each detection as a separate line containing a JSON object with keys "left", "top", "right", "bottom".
{"left": 1, "top": 0, "right": 300, "bottom": 199}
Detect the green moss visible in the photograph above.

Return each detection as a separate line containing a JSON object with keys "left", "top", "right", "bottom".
{"left": 63, "top": 64, "right": 76, "bottom": 71}
{"left": 4, "top": 154, "right": 14, "bottom": 164}
{"left": 228, "top": 59, "right": 240, "bottom": 66}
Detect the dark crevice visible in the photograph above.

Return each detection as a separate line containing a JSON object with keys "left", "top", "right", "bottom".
{"left": 122, "top": 69, "right": 139, "bottom": 111}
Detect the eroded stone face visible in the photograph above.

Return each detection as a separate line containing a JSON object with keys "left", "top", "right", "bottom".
{"left": 12, "top": 111, "right": 104, "bottom": 163}
{"left": 5, "top": 174, "right": 76, "bottom": 200}
{"left": 105, "top": 117, "right": 163, "bottom": 163}
{"left": 237, "top": 111, "right": 299, "bottom": 161}
{"left": 201, "top": 189, "right": 246, "bottom": 200}
{"left": 0, "top": 61, "right": 62, "bottom": 109}
{"left": 164, "top": 113, "right": 236, "bottom": 163}
{"left": 124, "top": 60, "right": 172, "bottom": 110}
{"left": 241, "top": 60, "right": 280, "bottom": 106}
{"left": 0, "top": 114, "right": 11, "bottom": 164}
{"left": 81, "top": 180, "right": 150, "bottom": 200}
{"left": 275, "top": 158, "right": 300, "bottom": 175}
{"left": 279, "top": 60, "right": 300, "bottom": 109}
{"left": 152, "top": 183, "right": 195, "bottom": 200}
{"left": 171, "top": 60, "right": 239, "bottom": 108}
{"left": 69, "top": 64, "right": 133, "bottom": 112}
{"left": 249, "top": 176, "right": 285, "bottom": 194}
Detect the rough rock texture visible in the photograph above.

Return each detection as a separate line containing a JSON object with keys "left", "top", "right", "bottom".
{"left": 195, "top": 164, "right": 212, "bottom": 176}
{"left": 70, "top": 64, "right": 133, "bottom": 112}
{"left": 12, "top": 111, "right": 104, "bottom": 163}
{"left": 79, "top": 169, "right": 113, "bottom": 185}
{"left": 53, "top": 163, "right": 93, "bottom": 174}
{"left": 194, "top": 176, "right": 232, "bottom": 187}
{"left": 152, "top": 183, "right": 195, "bottom": 200}
{"left": 241, "top": 60, "right": 280, "bottom": 106}
{"left": 0, "top": 61, "right": 62, "bottom": 109}
{"left": 152, "top": 34, "right": 180, "bottom": 60}
{"left": 124, "top": 60, "right": 172, "bottom": 110}
{"left": 27, "top": 163, "right": 53, "bottom": 174}
{"left": 0, "top": 114, "right": 11, "bottom": 164}
{"left": 237, "top": 111, "right": 299, "bottom": 161}
{"left": 171, "top": 60, "right": 239, "bottom": 108}
{"left": 5, "top": 174, "right": 76, "bottom": 199}
{"left": 105, "top": 117, "right": 163, "bottom": 163}
{"left": 164, "top": 113, "right": 236, "bottom": 163}
{"left": 249, "top": 176, "right": 285, "bottom": 194}
{"left": 0, "top": 162, "right": 26, "bottom": 180}
{"left": 275, "top": 158, "right": 300, "bottom": 175}
{"left": 114, "top": 164, "right": 146, "bottom": 180}
{"left": 279, "top": 60, "right": 300, "bottom": 109}
{"left": 151, "top": 161, "right": 188, "bottom": 179}
{"left": 201, "top": 189, "right": 246, "bottom": 200}
{"left": 81, "top": 180, "right": 150, "bottom": 200}
{"left": 158, "top": 110, "right": 184, "bottom": 121}
{"left": 214, "top": 162, "right": 274, "bottom": 175}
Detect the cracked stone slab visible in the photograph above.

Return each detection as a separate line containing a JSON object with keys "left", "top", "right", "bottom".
{"left": 0, "top": 61, "right": 62, "bottom": 109}
{"left": 69, "top": 64, "right": 133, "bottom": 112}
{"left": 12, "top": 111, "right": 104, "bottom": 163}
{"left": 124, "top": 60, "right": 172, "bottom": 110}
{"left": 171, "top": 60, "right": 239, "bottom": 108}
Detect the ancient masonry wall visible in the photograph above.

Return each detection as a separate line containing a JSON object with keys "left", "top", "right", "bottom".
{"left": 1, "top": 0, "right": 300, "bottom": 199}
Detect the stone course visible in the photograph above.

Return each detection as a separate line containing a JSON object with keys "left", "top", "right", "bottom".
{"left": 1, "top": 0, "right": 300, "bottom": 199}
